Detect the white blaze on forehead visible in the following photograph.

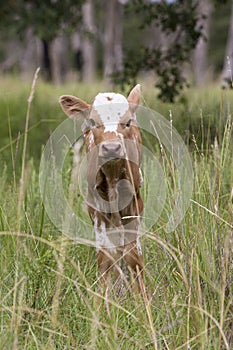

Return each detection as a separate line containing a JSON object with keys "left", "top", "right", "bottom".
{"left": 93, "top": 93, "right": 129, "bottom": 133}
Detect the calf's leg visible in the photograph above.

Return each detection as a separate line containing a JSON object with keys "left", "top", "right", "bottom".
{"left": 123, "top": 241, "right": 144, "bottom": 295}
{"left": 96, "top": 249, "right": 114, "bottom": 288}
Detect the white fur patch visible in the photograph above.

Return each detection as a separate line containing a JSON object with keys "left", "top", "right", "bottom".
{"left": 139, "top": 168, "right": 143, "bottom": 186}
{"left": 136, "top": 234, "right": 142, "bottom": 255}
{"left": 94, "top": 217, "right": 117, "bottom": 254}
{"left": 73, "top": 139, "right": 83, "bottom": 165}
{"left": 118, "top": 133, "right": 127, "bottom": 158}
{"left": 93, "top": 93, "right": 129, "bottom": 133}
{"left": 136, "top": 218, "right": 142, "bottom": 255}
{"left": 88, "top": 131, "right": 94, "bottom": 151}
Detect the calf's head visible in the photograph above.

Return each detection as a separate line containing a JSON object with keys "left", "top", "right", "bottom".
{"left": 59, "top": 84, "right": 142, "bottom": 166}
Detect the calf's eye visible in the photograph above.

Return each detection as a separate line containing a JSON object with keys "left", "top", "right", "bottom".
{"left": 89, "top": 118, "right": 96, "bottom": 127}
{"left": 126, "top": 119, "right": 132, "bottom": 127}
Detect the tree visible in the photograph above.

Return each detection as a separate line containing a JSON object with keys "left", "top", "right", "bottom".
{"left": 0, "top": 1, "right": 85, "bottom": 41}
{"left": 103, "top": 0, "right": 124, "bottom": 88}
{"left": 193, "top": 0, "right": 213, "bottom": 86}
{"left": 0, "top": 0, "right": 85, "bottom": 82}
{"left": 114, "top": 0, "right": 203, "bottom": 102}
{"left": 221, "top": 0, "right": 233, "bottom": 87}
{"left": 50, "top": 34, "right": 68, "bottom": 85}
{"left": 82, "top": 0, "right": 96, "bottom": 82}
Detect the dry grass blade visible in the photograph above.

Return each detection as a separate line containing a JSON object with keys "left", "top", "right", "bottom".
{"left": 11, "top": 67, "right": 40, "bottom": 350}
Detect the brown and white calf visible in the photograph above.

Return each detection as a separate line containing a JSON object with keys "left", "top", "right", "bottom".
{"left": 59, "top": 84, "right": 144, "bottom": 294}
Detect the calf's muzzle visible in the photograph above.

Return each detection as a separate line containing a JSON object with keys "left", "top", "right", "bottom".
{"left": 99, "top": 141, "right": 124, "bottom": 158}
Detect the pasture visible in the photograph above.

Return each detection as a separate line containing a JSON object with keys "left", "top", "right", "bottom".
{"left": 0, "top": 75, "right": 232, "bottom": 349}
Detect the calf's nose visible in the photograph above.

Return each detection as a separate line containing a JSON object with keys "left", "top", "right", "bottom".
{"left": 100, "top": 141, "right": 123, "bottom": 157}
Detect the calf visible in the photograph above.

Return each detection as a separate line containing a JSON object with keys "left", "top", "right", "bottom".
{"left": 59, "top": 84, "right": 144, "bottom": 294}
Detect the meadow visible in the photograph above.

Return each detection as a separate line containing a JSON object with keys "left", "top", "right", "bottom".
{"left": 0, "top": 74, "right": 232, "bottom": 349}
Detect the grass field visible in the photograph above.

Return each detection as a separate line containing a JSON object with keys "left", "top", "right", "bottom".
{"left": 0, "top": 74, "right": 232, "bottom": 349}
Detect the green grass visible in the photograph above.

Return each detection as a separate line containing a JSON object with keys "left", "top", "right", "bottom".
{"left": 0, "top": 75, "right": 232, "bottom": 349}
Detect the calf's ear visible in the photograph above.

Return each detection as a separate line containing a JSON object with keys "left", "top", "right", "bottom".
{"left": 59, "top": 95, "right": 90, "bottom": 119}
{"left": 127, "top": 84, "right": 141, "bottom": 113}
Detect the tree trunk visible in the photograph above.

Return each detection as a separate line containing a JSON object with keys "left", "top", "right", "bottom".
{"left": 20, "top": 28, "right": 43, "bottom": 80}
{"left": 0, "top": 39, "right": 22, "bottom": 73}
{"left": 103, "top": 0, "right": 123, "bottom": 88}
{"left": 50, "top": 35, "right": 68, "bottom": 85}
{"left": 193, "top": 0, "right": 212, "bottom": 86}
{"left": 71, "top": 32, "right": 83, "bottom": 80}
{"left": 222, "top": 0, "right": 233, "bottom": 87}
{"left": 82, "top": 0, "right": 96, "bottom": 82}
{"left": 41, "top": 40, "right": 52, "bottom": 81}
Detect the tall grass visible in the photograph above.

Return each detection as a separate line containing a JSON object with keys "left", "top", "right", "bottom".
{"left": 0, "top": 76, "right": 232, "bottom": 349}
